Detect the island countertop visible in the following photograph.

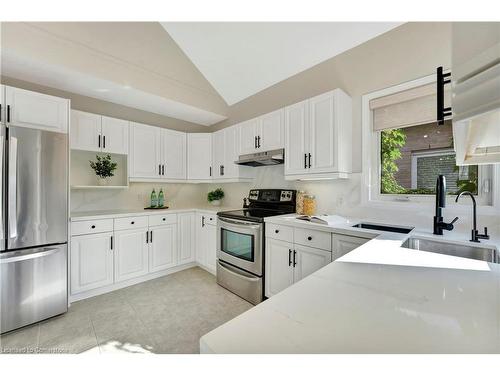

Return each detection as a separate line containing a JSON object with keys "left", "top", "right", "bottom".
{"left": 200, "top": 216, "right": 500, "bottom": 354}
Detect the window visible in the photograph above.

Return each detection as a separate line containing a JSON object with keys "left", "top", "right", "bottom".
{"left": 362, "top": 73, "right": 496, "bottom": 207}
{"left": 380, "top": 121, "right": 479, "bottom": 195}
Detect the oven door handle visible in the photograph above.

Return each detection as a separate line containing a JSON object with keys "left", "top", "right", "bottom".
{"left": 218, "top": 216, "right": 262, "bottom": 228}
{"left": 218, "top": 260, "right": 260, "bottom": 281}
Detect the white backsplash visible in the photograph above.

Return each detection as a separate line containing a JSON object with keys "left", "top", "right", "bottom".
{"left": 203, "top": 165, "right": 500, "bottom": 237}
{"left": 71, "top": 182, "right": 207, "bottom": 213}
{"left": 71, "top": 165, "right": 500, "bottom": 237}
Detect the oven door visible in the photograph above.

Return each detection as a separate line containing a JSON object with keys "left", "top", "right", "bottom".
{"left": 217, "top": 217, "right": 263, "bottom": 276}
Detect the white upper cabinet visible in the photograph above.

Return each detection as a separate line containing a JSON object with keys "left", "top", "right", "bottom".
{"left": 239, "top": 110, "right": 284, "bottom": 155}
{"left": 285, "top": 89, "right": 352, "bottom": 180}
{"left": 187, "top": 133, "right": 212, "bottom": 180}
{"left": 452, "top": 23, "right": 500, "bottom": 165}
{"left": 71, "top": 110, "right": 129, "bottom": 154}
{"left": 284, "top": 100, "right": 309, "bottom": 175}
{"left": 101, "top": 116, "right": 129, "bottom": 155}
{"left": 129, "top": 123, "right": 186, "bottom": 181}
{"left": 4, "top": 86, "right": 69, "bottom": 133}
{"left": 239, "top": 118, "right": 260, "bottom": 155}
{"left": 71, "top": 110, "right": 101, "bottom": 152}
{"left": 259, "top": 109, "right": 284, "bottom": 152}
{"left": 162, "top": 129, "right": 186, "bottom": 180}
{"left": 212, "top": 129, "right": 226, "bottom": 179}
{"left": 130, "top": 122, "right": 162, "bottom": 179}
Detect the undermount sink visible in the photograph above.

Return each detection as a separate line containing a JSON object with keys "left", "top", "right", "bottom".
{"left": 401, "top": 237, "right": 497, "bottom": 263}
{"left": 352, "top": 222, "right": 414, "bottom": 234}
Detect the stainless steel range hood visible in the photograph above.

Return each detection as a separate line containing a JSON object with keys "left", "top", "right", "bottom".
{"left": 235, "top": 148, "right": 284, "bottom": 167}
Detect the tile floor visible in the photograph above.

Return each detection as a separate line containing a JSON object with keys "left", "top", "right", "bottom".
{"left": 0, "top": 267, "right": 253, "bottom": 354}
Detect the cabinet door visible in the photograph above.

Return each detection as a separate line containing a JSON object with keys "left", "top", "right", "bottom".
{"left": 205, "top": 223, "right": 217, "bottom": 273}
{"left": 5, "top": 86, "right": 69, "bottom": 133}
{"left": 195, "top": 213, "right": 207, "bottom": 266}
{"left": 70, "top": 110, "right": 101, "bottom": 152}
{"left": 293, "top": 244, "right": 331, "bottom": 283}
{"left": 114, "top": 228, "right": 149, "bottom": 282}
{"left": 178, "top": 213, "right": 196, "bottom": 265}
{"left": 259, "top": 109, "right": 284, "bottom": 152}
{"left": 265, "top": 238, "right": 293, "bottom": 298}
{"left": 284, "top": 100, "right": 309, "bottom": 175}
{"left": 149, "top": 224, "right": 177, "bottom": 273}
{"left": 130, "top": 122, "right": 162, "bottom": 178}
{"left": 212, "top": 129, "right": 225, "bottom": 179}
{"left": 239, "top": 119, "right": 258, "bottom": 155}
{"left": 187, "top": 133, "right": 212, "bottom": 180}
{"left": 309, "top": 91, "right": 337, "bottom": 173}
{"left": 222, "top": 125, "right": 240, "bottom": 179}
{"left": 332, "top": 234, "right": 369, "bottom": 261}
{"left": 101, "top": 116, "right": 129, "bottom": 155}
{"left": 70, "top": 232, "right": 113, "bottom": 294}
{"left": 1, "top": 85, "right": 5, "bottom": 123}
{"left": 162, "top": 129, "right": 186, "bottom": 179}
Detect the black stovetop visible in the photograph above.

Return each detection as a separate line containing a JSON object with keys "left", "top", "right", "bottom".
{"left": 217, "top": 189, "right": 296, "bottom": 223}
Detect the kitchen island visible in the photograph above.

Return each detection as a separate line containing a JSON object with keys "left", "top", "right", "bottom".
{"left": 200, "top": 215, "right": 500, "bottom": 353}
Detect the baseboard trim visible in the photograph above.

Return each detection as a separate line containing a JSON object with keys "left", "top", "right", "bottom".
{"left": 69, "top": 262, "right": 198, "bottom": 303}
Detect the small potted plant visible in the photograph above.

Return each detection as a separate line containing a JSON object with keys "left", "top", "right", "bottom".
{"left": 89, "top": 154, "right": 117, "bottom": 186}
{"left": 207, "top": 188, "right": 224, "bottom": 206}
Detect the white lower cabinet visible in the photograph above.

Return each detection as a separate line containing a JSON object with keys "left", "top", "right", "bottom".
{"left": 265, "top": 238, "right": 294, "bottom": 297}
{"left": 149, "top": 224, "right": 177, "bottom": 273}
{"left": 265, "top": 238, "right": 331, "bottom": 298}
{"left": 70, "top": 232, "right": 114, "bottom": 295}
{"left": 293, "top": 244, "right": 331, "bottom": 282}
{"left": 114, "top": 228, "right": 149, "bottom": 282}
{"left": 70, "top": 210, "right": 218, "bottom": 300}
{"left": 196, "top": 213, "right": 217, "bottom": 273}
{"left": 178, "top": 212, "right": 196, "bottom": 265}
{"left": 332, "top": 233, "right": 371, "bottom": 260}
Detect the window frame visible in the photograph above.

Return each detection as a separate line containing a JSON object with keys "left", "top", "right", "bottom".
{"left": 361, "top": 73, "right": 500, "bottom": 213}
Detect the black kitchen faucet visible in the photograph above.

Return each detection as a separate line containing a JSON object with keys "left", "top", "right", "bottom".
{"left": 433, "top": 175, "right": 459, "bottom": 235}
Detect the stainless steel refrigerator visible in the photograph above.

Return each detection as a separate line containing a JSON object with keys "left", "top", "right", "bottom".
{"left": 1, "top": 123, "right": 68, "bottom": 334}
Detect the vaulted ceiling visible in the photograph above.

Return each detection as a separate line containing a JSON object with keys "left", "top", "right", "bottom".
{"left": 162, "top": 22, "right": 403, "bottom": 105}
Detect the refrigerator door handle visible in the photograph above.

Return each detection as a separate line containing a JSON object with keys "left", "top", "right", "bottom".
{"left": 8, "top": 136, "right": 17, "bottom": 239}
{"left": 0, "top": 246, "right": 60, "bottom": 264}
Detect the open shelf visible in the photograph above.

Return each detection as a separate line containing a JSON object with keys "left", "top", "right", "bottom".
{"left": 71, "top": 150, "right": 129, "bottom": 189}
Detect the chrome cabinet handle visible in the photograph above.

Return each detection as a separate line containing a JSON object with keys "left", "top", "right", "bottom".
{"left": 8, "top": 136, "right": 18, "bottom": 238}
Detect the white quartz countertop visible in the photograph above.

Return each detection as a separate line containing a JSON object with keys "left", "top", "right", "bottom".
{"left": 70, "top": 205, "right": 237, "bottom": 221}
{"left": 200, "top": 214, "right": 500, "bottom": 353}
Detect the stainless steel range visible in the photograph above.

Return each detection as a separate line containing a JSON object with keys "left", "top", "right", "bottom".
{"left": 216, "top": 189, "right": 296, "bottom": 304}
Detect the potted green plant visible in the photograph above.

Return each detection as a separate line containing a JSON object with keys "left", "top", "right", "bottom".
{"left": 89, "top": 154, "right": 117, "bottom": 186}
{"left": 207, "top": 188, "right": 224, "bottom": 206}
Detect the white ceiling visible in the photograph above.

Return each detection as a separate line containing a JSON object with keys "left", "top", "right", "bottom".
{"left": 162, "top": 22, "right": 404, "bottom": 105}
{"left": 1, "top": 51, "right": 227, "bottom": 126}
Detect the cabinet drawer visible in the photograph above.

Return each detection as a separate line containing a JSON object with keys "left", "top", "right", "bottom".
{"left": 71, "top": 219, "right": 113, "bottom": 236}
{"left": 149, "top": 213, "right": 177, "bottom": 227}
{"left": 114, "top": 216, "right": 148, "bottom": 231}
{"left": 266, "top": 223, "right": 293, "bottom": 242}
{"left": 294, "top": 227, "right": 331, "bottom": 251}
{"left": 202, "top": 213, "right": 217, "bottom": 226}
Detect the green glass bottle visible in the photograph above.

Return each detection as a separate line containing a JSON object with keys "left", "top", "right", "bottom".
{"left": 150, "top": 189, "right": 158, "bottom": 208}
{"left": 158, "top": 188, "right": 164, "bottom": 208}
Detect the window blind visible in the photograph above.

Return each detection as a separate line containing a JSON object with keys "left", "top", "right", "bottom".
{"left": 370, "top": 82, "right": 451, "bottom": 131}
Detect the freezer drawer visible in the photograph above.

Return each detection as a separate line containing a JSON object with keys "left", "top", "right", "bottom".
{"left": 1, "top": 244, "right": 68, "bottom": 334}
